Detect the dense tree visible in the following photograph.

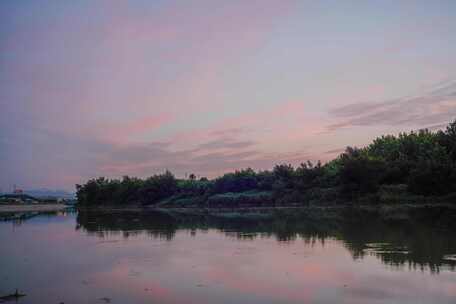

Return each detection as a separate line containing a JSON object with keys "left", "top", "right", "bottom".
{"left": 338, "top": 147, "right": 387, "bottom": 197}
{"left": 138, "top": 171, "right": 178, "bottom": 205}
{"left": 408, "top": 160, "right": 456, "bottom": 195}
{"left": 294, "top": 161, "right": 324, "bottom": 190}
{"left": 76, "top": 120, "right": 456, "bottom": 207}
{"left": 212, "top": 168, "right": 258, "bottom": 194}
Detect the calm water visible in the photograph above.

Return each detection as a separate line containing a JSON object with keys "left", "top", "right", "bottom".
{"left": 1, "top": 210, "right": 456, "bottom": 304}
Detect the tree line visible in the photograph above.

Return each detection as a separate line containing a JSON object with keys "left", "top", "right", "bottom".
{"left": 76, "top": 120, "right": 456, "bottom": 207}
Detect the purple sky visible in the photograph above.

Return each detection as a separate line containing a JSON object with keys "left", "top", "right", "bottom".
{"left": 1, "top": 1, "right": 456, "bottom": 191}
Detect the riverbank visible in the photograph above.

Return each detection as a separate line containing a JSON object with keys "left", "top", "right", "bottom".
{"left": 0, "top": 204, "right": 67, "bottom": 213}
{"left": 0, "top": 204, "right": 68, "bottom": 221}
{"left": 76, "top": 203, "right": 456, "bottom": 230}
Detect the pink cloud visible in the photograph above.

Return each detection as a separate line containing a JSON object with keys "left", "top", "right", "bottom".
{"left": 102, "top": 113, "right": 173, "bottom": 144}
{"left": 165, "top": 101, "right": 329, "bottom": 165}
{"left": 124, "top": 114, "right": 172, "bottom": 134}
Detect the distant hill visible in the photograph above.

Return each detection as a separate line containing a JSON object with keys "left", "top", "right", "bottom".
{"left": 24, "top": 189, "right": 75, "bottom": 199}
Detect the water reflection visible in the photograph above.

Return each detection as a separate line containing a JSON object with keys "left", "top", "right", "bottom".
{"left": 76, "top": 210, "right": 178, "bottom": 240}
{"left": 1, "top": 210, "right": 72, "bottom": 225}
{"left": 2, "top": 210, "right": 456, "bottom": 304}
{"left": 76, "top": 209, "right": 456, "bottom": 273}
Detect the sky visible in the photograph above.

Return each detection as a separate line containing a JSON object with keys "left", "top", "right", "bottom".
{"left": 1, "top": 0, "right": 456, "bottom": 191}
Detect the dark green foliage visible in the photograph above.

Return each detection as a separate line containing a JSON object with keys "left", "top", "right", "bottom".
{"left": 294, "top": 161, "right": 325, "bottom": 190}
{"left": 437, "top": 121, "right": 456, "bottom": 162}
{"left": 76, "top": 172, "right": 176, "bottom": 206}
{"left": 212, "top": 168, "right": 258, "bottom": 193}
{"left": 76, "top": 120, "right": 456, "bottom": 207}
{"left": 256, "top": 170, "right": 275, "bottom": 191}
{"left": 408, "top": 161, "right": 456, "bottom": 195}
{"left": 273, "top": 164, "right": 295, "bottom": 186}
{"left": 270, "top": 164, "right": 295, "bottom": 198}
{"left": 208, "top": 191, "right": 273, "bottom": 207}
{"left": 339, "top": 147, "right": 387, "bottom": 197}
{"left": 138, "top": 171, "right": 178, "bottom": 205}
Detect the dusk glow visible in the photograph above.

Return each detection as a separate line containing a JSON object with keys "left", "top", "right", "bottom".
{"left": 1, "top": 1, "right": 456, "bottom": 191}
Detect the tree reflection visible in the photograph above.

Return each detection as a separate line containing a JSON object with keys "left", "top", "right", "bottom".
{"left": 75, "top": 209, "right": 456, "bottom": 273}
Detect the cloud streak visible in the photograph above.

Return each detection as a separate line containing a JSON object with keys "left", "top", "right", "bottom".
{"left": 327, "top": 80, "right": 456, "bottom": 132}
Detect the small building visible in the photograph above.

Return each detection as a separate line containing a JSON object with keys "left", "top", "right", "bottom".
{"left": 13, "top": 188, "right": 24, "bottom": 194}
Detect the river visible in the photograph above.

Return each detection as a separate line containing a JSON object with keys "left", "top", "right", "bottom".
{"left": 0, "top": 209, "right": 455, "bottom": 304}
